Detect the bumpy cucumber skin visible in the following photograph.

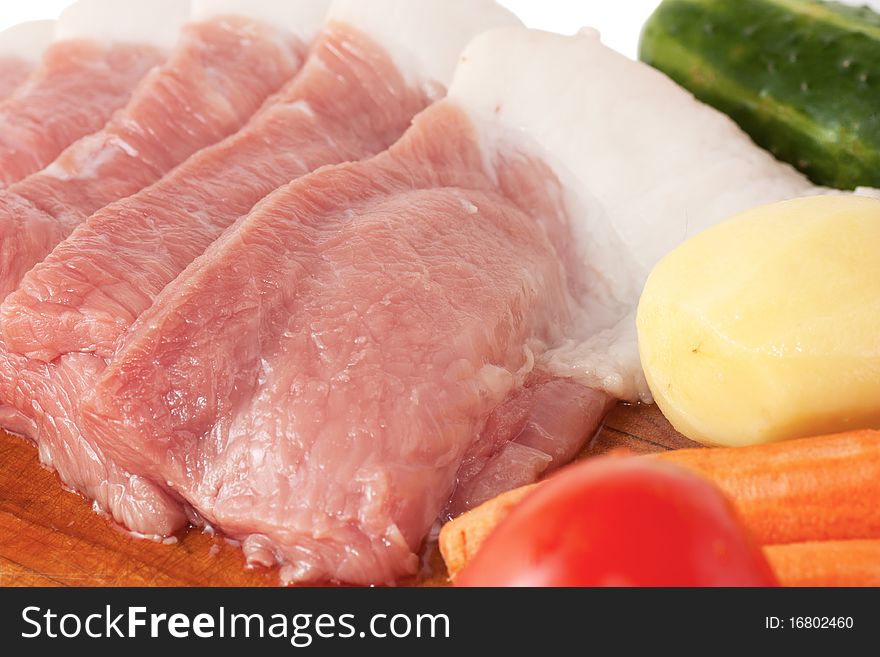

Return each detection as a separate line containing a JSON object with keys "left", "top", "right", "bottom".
{"left": 640, "top": 0, "right": 880, "bottom": 189}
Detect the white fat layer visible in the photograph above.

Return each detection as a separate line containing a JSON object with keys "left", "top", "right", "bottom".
{"left": 449, "top": 28, "right": 823, "bottom": 402}
{"left": 55, "top": 0, "right": 192, "bottom": 50}
{"left": 328, "top": 0, "right": 521, "bottom": 90}
{"left": 0, "top": 20, "right": 55, "bottom": 61}
{"left": 191, "top": 0, "right": 331, "bottom": 42}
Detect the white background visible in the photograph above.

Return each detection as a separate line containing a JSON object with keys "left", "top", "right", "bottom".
{"left": 0, "top": 0, "right": 664, "bottom": 59}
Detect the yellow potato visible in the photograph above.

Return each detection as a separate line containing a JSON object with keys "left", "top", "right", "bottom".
{"left": 637, "top": 195, "right": 880, "bottom": 447}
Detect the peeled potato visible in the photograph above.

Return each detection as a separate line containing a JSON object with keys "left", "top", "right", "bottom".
{"left": 637, "top": 195, "right": 880, "bottom": 447}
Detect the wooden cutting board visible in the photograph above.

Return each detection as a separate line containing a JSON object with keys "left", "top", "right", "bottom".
{"left": 0, "top": 403, "right": 698, "bottom": 586}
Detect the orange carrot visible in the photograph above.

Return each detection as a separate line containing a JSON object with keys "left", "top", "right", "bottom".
{"left": 439, "top": 484, "right": 537, "bottom": 580}
{"left": 439, "top": 449, "right": 635, "bottom": 579}
{"left": 764, "top": 540, "right": 880, "bottom": 587}
{"left": 439, "top": 430, "right": 880, "bottom": 580}
{"left": 650, "top": 430, "right": 880, "bottom": 544}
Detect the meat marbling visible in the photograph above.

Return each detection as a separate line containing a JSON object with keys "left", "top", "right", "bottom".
{"left": 0, "top": 0, "right": 192, "bottom": 188}
{"left": 0, "top": 0, "right": 518, "bottom": 539}
{"left": 85, "top": 27, "right": 842, "bottom": 584}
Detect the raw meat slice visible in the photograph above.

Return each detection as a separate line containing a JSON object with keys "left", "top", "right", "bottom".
{"left": 1, "top": 0, "right": 519, "bottom": 362}
{"left": 0, "top": 0, "right": 518, "bottom": 539}
{"left": 0, "top": 0, "right": 190, "bottom": 188}
{"left": 84, "top": 102, "right": 587, "bottom": 584}
{"left": 0, "top": 8, "right": 313, "bottom": 303}
{"left": 84, "top": 27, "right": 844, "bottom": 584}
{"left": 0, "top": 21, "right": 55, "bottom": 100}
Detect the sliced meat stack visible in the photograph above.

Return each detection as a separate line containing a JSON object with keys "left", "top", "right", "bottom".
{"left": 0, "top": 0, "right": 193, "bottom": 188}
{"left": 0, "top": 0, "right": 519, "bottom": 539}
{"left": 0, "top": 20, "right": 55, "bottom": 100}
{"left": 0, "top": 0, "right": 467, "bottom": 358}
{"left": 0, "top": 1, "right": 319, "bottom": 300}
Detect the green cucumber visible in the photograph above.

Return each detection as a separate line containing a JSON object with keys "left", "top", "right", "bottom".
{"left": 639, "top": 0, "right": 880, "bottom": 189}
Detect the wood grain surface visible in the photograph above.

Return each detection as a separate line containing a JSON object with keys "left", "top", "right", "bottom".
{"left": 0, "top": 403, "right": 698, "bottom": 587}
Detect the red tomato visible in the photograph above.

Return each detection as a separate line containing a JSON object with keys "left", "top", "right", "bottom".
{"left": 454, "top": 458, "right": 778, "bottom": 587}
